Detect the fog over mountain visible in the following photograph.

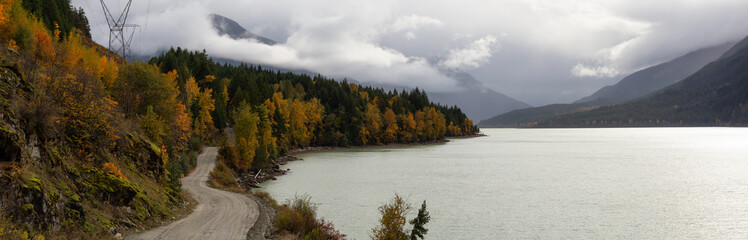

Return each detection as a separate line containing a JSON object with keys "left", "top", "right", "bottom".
{"left": 210, "top": 14, "right": 277, "bottom": 46}
{"left": 73, "top": 0, "right": 748, "bottom": 105}
{"left": 576, "top": 41, "right": 736, "bottom": 105}
{"left": 429, "top": 71, "right": 530, "bottom": 121}
{"left": 205, "top": 15, "right": 528, "bottom": 120}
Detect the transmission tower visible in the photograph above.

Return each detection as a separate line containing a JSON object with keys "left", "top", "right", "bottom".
{"left": 100, "top": 0, "right": 139, "bottom": 60}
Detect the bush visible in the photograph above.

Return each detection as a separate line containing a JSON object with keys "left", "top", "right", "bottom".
{"left": 275, "top": 194, "right": 346, "bottom": 240}
{"left": 208, "top": 159, "right": 239, "bottom": 191}
{"left": 251, "top": 191, "right": 278, "bottom": 208}
{"left": 165, "top": 160, "right": 182, "bottom": 189}
{"left": 189, "top": 136, "right": 202, "bottom": 153}
{"left": 371, "top": 195, "right": 430, "bottom": 240}
{"left": 218, "top": 138, "right": 239, "bottom": 170}
{"left": 165, "top": 151, "right": 200, "bottom": 190}
{"left": 12, "top": 24, "right": 33, "bottom": 51}
{"left": 188, "top": 151, "right": 197, "bottom": 167}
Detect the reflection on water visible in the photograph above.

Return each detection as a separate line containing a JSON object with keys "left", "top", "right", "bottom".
{"left": 260, "top": 128, "right": 748, "bottom": 239}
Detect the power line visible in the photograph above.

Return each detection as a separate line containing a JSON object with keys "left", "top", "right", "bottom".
{"left": 100, "top": 0, "right": 139, "bottom": 60}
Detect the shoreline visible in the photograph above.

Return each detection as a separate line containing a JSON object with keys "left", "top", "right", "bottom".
{"left": 240, "top": 133, "right": 486, "bottom": 189}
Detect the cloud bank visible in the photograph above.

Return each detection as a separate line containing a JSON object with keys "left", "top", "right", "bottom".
{"left": 73, "top": 0, "right": 748, "bottom": 105}
{"left": 438, "top": 35, "right": 498, "bottom": 69}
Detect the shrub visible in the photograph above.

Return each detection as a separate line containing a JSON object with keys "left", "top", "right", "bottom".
{"left": 165, "top": 160, "right": 182, "bottom": 189}
{"left": 189, "top": 136, "right": 202, "bottom": 153}
{"left": 102, "top": 162, "right": 126, "bottom": 179}
{"left": 371, "top": 195, "right": 430, "bottom": 240}
{"left": 208, "top": 159, "right": 239, "bottom": 191}
{"left": 275, "top": 194, "right": 346, "bottom": 240}
{"left": 251, "top": 191, "right": 278, "bottom": 208}
{"left": 218, "top": 138, "right": 239, "bottom": 170}
{"left": 12, "top": 23, "right": 32, "bottom": 51}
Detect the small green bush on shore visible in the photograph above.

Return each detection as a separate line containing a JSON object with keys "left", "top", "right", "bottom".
{"left": 275, "top": 194, "right": 346, "bottom": 240}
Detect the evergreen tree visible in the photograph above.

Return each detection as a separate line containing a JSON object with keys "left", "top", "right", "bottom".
{"left": 409, "top": 201, "right": 430, "bottom": 240}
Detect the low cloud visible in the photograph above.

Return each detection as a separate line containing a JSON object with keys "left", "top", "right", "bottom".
{"left": 571, "top": 63, "right": 619, "bottom": 78}
{"left": 391, "top": 15, "right": 443, "bottom": 32}
{"left": 438, "top": 35, "right": 498, "bottom": 70}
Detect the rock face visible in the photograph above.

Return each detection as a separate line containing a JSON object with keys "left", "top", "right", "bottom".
{"left": 0, "top": 48, "right": 180, "bottom": 237}
{"left": 0, "top": 48, "right": 65, "bottom": 232}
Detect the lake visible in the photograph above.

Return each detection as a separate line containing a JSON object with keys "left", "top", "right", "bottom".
{"left": 259, "top": 128, "right": 748, "bottom": 239}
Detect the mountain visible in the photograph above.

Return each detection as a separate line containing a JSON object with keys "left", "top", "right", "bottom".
{"left": 532, "top": 35, "right": 748, "bottom": 127}
{"left": 576, "top": 41, "right": 736, "bottom": 105}
{"left": 478, "top": 102, "right": 598, "bottom": 127}
{"left": 210, "top": 14, "right": 277, "bottom": 45}
{"left": 206, "top": 15, "right": 527, "bottom": 121}
{"left": 428, "top": 70, "right": 531, "bottom": 121}
{"left": 480, "top": 41, "right": 737, "bottom": 127}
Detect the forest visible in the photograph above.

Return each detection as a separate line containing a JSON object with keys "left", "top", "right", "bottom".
{"left": 0, "top": 0, "right": 476, "bottom": 237}
{"left": 148, "top": 47, "right": 478, "bottom": 172}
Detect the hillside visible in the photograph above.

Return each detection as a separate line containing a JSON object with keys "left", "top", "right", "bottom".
{"left": 0, "top": 2, "right": 195, "bottom": 238}
{"left": 576, "top": 41, "right": 735, "bottom": 105}
{"left": 428, "top": 70, "right": 531, "bottom": 121}
{"left": 534, "top": 35, "right": 748, "bottom": 127}
{"left": 210, "top": 14, "right": 276, "bottom": 45}
{"left": 480, "top": 41, "right": 736, "bottom": 127}
{"left": 478, "top": 102, "right": 598, "bottom": 127}
{"left": 0, "top": 2, "right": 479, "bottom": 238}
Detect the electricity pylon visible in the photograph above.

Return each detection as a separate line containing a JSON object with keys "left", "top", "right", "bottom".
{"left": 100, "top": 0, "right": 139, "bottom": 60}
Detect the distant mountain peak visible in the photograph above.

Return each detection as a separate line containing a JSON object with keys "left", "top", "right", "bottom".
{"left": 429, "top": 70, "right": 531, "bottom": 121}
{"left": 209, "top": 13, "right": 276, "bottom": 45}
{"left": 575, "top": 41, "right": 736, "bottom": 105}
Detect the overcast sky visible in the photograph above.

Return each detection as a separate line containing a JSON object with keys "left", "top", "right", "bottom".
{"left": 75, "top": 0, "right": 748, "bottom": 106}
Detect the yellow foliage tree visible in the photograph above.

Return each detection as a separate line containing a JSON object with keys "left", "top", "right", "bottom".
{"left": 171, "top": 103, "right": 192, "bottom": 151}
{"left": 371, "top": 194, "right": 411, "bottom": 240}
{"left": 398, "top": 113, "right": 417, "bottom": 142}
{"left": 382, "top": 108, "right": 398, "bottom": 143}
{"left": 234, "top": 104, "right": 259, "bottom": 171}
{"left": 193, "top": 87, "right": 216, "bottom": 142}
{"left": 359, "top": 103, "right": 382, "bottom": 145}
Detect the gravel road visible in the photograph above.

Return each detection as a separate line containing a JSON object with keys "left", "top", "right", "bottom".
{"left": 129, "top": 147, "right": 260, "bottom": 240}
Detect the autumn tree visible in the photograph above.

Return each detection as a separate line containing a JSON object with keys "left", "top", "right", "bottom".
{"left": 252, "top": 105, "right": 276, "bottom": 169}
{"left": 233, "top": 104, "right": 259, "bottom": 171}
{"left": 184, "top": 75, "right": 217, "bottom": 142}
{"left": 360, "top": 103, "right": 382, "bottom": 145}
{"left": 372, "top": 194, "right": 411, "bottom": 240}
{"left": 266, "top": 92, "right": 290, "bottom": 151}
{"left": 382, "top": 108, "right": 398, "bottom": 143}
{"left": 398, "top": 113, "right": 417, "bottom": 143}
{"left": 287, "top": 98, "right": 324, "bottom": 147}
{"left": 49, "top": 68, "right": 121, "bottom": 159}
{"left": 171, "top": 102, "right": 191, "bottom": 151}
{"left": 371, "top": 195, "right": 431, "bottom": 240}
{"left": 138, "top": 106, "right": 167, "bottom": 145}
{"left": 113, "top": 63, "right": 178, "bottom": 119}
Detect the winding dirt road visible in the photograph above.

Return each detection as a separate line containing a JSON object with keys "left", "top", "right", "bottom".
{"left": 130, "top": 147, "right": 259, "bottom": 240}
